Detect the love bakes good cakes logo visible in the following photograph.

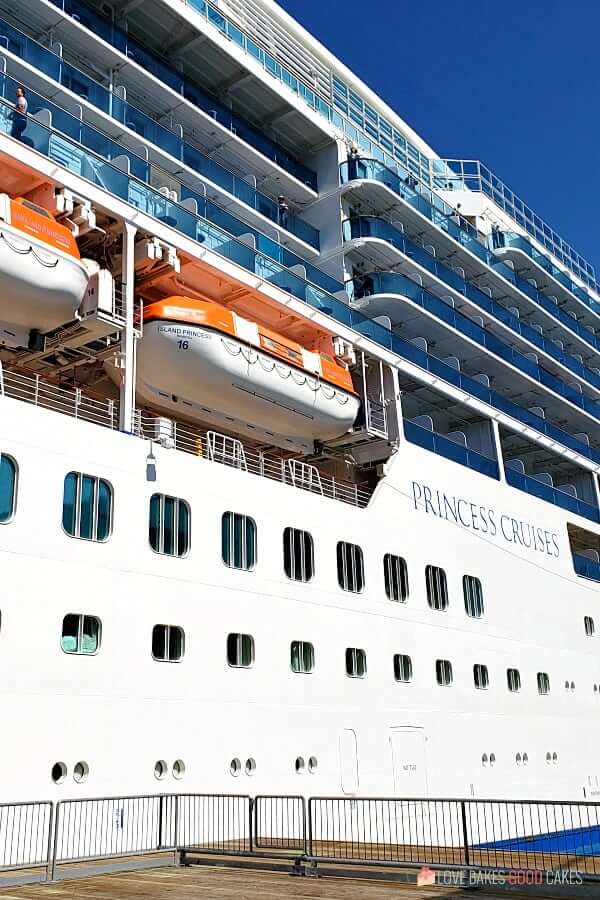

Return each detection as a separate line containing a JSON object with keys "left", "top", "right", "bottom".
{"left": 420, "top": 867, "right": 584, "bottom": 887}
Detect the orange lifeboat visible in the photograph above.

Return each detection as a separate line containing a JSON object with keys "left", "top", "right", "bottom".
{"left": 0, "top": 196, "right": 89, "bottom": 333}
{"left": 137, "top": 296, "right": 360, "bottom": 445}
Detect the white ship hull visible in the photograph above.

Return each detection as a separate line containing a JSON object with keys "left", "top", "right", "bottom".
{"left": 0, "top": 395, "right": 596, "bottom": 805}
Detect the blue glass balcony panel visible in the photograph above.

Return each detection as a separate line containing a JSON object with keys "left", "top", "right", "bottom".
{"left": 345, "top": 219, "right": 600, "bottom": 390}
{"left": 32, "top": 4, "right": 319, "bottom": 191}
{"left": 404, "top": 420, "right": 499, "bottom": 479}
{"left": 0, "top": 20, "right": 319, "bottom": 247}
{"left": 4, "top": 97, "right": 599, "bottom": 468}
{"left": 496, "top": 232, "right": 600, "bottom": 316}
{"left": 341, "top": 159, "right": 600, "bottom": 340}
{"left": 505, "top": 469, "right": 600, "bottom": 524}
{"left": 573, "top": 554, "right": 600, "bottom": 581}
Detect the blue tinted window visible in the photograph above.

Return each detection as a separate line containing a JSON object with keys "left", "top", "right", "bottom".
{"left": 0, "top": 454, "right": 16, "bottom": 522}
{"left": 62, "top": 472, "right": 112, "bottom": 541}
{"left": 149, "top": 494, "right": 190, "bottom": 557}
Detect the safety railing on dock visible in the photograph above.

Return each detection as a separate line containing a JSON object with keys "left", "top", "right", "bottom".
{"left": 2, "top": 793, "right": 600, "bottom": 886}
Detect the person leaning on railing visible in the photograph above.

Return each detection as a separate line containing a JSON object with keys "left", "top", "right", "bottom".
{"left": 11, "top": 87, "right": 27, "bottom": 141}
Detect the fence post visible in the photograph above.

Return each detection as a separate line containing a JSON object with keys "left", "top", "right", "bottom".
{"left": 44, "top": 803, "right": 55, "bottom": 883}
{"left": 157, "top": 795, "right": 165, "bottom": 850}
{"left": 249, "top": 797, "right": 254, "bottom": 854}
{"left": 173, "top": 794, "right": 180, "bottom": 853}
{"left": 50, "top": 801, "right": 61, "bottom": 882}
{"left": 460, "top": 800, "right": 471, "bottom": 867}
{"left": 307, "top": 798, "right": 313, "bottom": 858}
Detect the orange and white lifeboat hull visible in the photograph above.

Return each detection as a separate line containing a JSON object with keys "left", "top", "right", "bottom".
{"left": 137, "top": 296, "right": 360, "bottom": 443}
{"left": 0, "top": 196, "right": 89, "bottom": 332}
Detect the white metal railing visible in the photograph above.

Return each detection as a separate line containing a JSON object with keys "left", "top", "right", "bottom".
{"left": 135, "top": 414, "right": 372, "bottom": 508}
{"left": 0, "top": 366, "right": 119, "bottom": 430}
{"left": 0, "top": 366, "right": 372, "bottom": 508}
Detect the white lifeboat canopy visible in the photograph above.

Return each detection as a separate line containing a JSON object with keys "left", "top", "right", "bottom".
{"left": 0, "top": 195, "right": 89, "bottom": 335}
{"left": 135, "top": 296, "right": 360, "bottom": 448}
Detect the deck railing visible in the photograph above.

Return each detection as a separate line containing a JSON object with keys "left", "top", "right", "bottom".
{"left": 0, "top": 366, "right": 372, "bottom": 509}
{"left": 2, "top": 793, "right": 600, "bottom": 886}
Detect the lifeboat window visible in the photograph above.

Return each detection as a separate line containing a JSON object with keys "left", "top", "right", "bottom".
{"left": 283, "top": 527, "right": 314, "bottom": 582}
{"left": 61, "top": 614, "right": 101, "bottom": 655}
{"left": 436, "top": 659, "right": 453, "bottom": 686}
{"left": 393, "top": 653, "right": 413, "bottom": 683}
{"left": 473, "top": 663, "right": 489, "bottom": 690}
{"left": 345, "top": 647, "right": 367, "bottom": 678}
{"left": 507, "top": 668, "right": 521, "bottom": 692}
{"left": 0, "top": 453, "right": 17, "bottom": 523}
{"left": 149, "top": 494, "right": 190, "bottom": 557}
{"left": 425, "top": 565, "right": 448, "bottom": 611}
{"left": 384, "top": 553, "right": 408, "bottom": 602}
{"left": 537, "top": 672, "right": 551, "bottom": 695}
{"left": 222, "top": 512, "right": 256, "bottom": 571}
{"left": 62, "top": 472, "right": 112, "bottom": 542}
{"left": 227, "top": 632, "right": 255, "bottom": 668}
{"left": 585, "top": 615, "right": 595, "bottom": 637}
{"left": 260, "top": 335, "right": 303, "bottom": 364}
{"left": 291, "top": 640, "right": 315, "bottom": 674}
{"left": 19, "top": 199, "right": 51, "bottom": 218}
{"left": 337, "top": 541, "right": 364, "bottom": 593}
{"left": 463, "top": 575, "right": 484, "bottom": 618}
{"left": 152, "top": 624, "right": 185, "bottom": 662}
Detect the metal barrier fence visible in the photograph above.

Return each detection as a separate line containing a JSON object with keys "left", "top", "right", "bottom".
{"left": 0, "top": 802, "right": 53, "bottom": 885}
{"left": 2, "top": 793, "right": 600, "bottom": 886}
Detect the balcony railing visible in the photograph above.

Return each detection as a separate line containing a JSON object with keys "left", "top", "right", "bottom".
{"left": 347, "top": 268, "right": 600, "bottom": 419}
{"left": 8, "top": 6, "right": 318, "bottom": 192}
{"left": 445, "top": 159, "right": 597, "bottom": 292}
{"left": 0, "top": 19, "right": 319, "bottom": 248}
{"left": 0, "top": 73, "right": 339, "bottom": 301}
{"left": 573, "top": 554, "right": 600, "bottom": 581}
{"left": 494, "top": 232, "right": 600, "bottom": 317}
{"left": 341, "top": 159, "right": 600, "bottom": 333}
{"left": 4, "top": 97, "right": 598, "bottom": 469}
{"left": 404, "top": 420, "right": 499, "bottom": 479}
{"left": 505, "top": 468, "right": 600, "bottom": 524}
{"left": 345, "top": 218, "right": 600, "bottom": 389}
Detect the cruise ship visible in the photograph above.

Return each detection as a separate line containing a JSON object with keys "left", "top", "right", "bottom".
{"left": 0, "top": 0, "right": 598, "bottom": 812}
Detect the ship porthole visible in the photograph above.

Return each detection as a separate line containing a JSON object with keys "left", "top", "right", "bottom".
{"left": 230, "top": 758, "right": 241, "bottom": 777}
{"left": 245, "top": 758, "right": 256, "bottom": 776}
{"left": 51, "top": 762, "right": 67, "bottom": 785}
{"left": 295, "top": 756, "right": 305, "bottom": 774}
{"left": 173, "top": 759, "right": 185, "bottom": 780}
{"left": 308, "top": 756, "right": 318, "bottom": 774}
{"left": 73, "top": 761, "right": 89, "bottom": 783}
{"left": 154, "top": 760, "right": 167, "bottom": 780}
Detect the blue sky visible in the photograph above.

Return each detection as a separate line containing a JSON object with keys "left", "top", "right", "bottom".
{"left": 280, "top": 0, "right": 599, "bottom": 273}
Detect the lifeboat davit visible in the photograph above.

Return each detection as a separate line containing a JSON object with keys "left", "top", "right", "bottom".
{"left": 137, "top": 296, "right": 360, "bottom": 444}
{"left": 0, "top": 196, "right": 89, "bottom": 332}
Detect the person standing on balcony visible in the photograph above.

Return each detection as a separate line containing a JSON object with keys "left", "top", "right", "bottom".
{"left": 277, "top": 195, "right": 289, "bottom": 230}
{"left": 347, "top": 144, "right": 360, "bottom": 180}
{"left": 12, "top": 87, "right": 28, "bottom": 141}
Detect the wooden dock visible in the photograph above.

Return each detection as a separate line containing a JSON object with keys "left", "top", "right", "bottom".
{"left": 0, "top": 864, "right": 598, "bottom": 900}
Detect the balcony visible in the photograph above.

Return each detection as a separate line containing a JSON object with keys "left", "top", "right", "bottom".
{"left": 344, "top": 219, "right": 600, "bottom": 390}
{"left": 4, "top": 96, "right": 599, "bottom": 470}
{"left": 445, "top": 159, "right": 597, "bottom": 292}
{"left": 505, "top": 468, "right": 600, "bottom": 524}
{"left": 404, "top": 419, "right": 499, "bottom": 479}
{"left": 341, "top": 160, "right": 600, "bottom": 350}
{"left": 492, "top": 232, "right": 600, "bottom": 321}
{"left": 0, "top": 19, "right": 320, "bottom": 250}
{"left": 348, "top": 269, "right": 600, "bottom": 424}
{"left": 573, "top": 554, "right": 600, "bottom": 582}
{"left": 1, "top": 5, "right": 319, "bottom": 193}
